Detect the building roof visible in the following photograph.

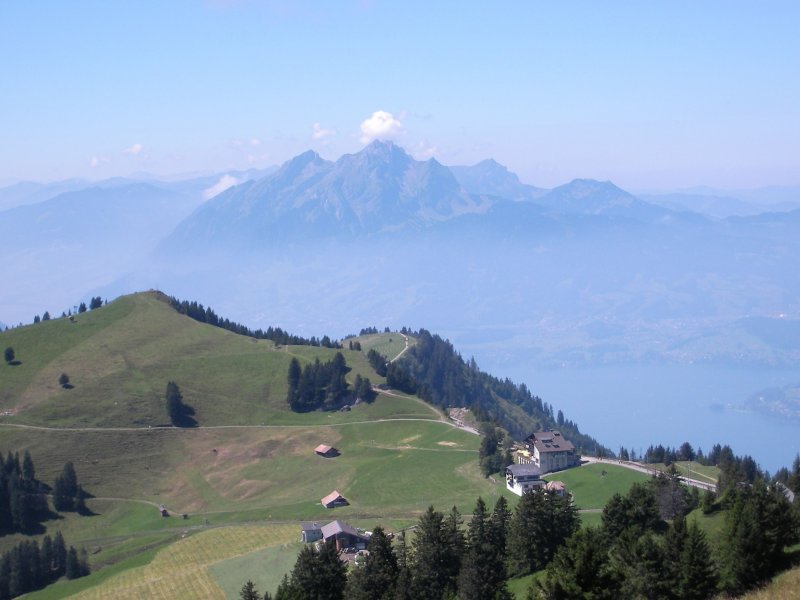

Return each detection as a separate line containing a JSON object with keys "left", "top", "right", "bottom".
{"left": 301, "top": 522, "right": 322, "bottom": 531}
{"left": 528, "top": 430, "right": 575, "bottom": 454}
{"left": 546, "top": 480, "right": 566, "bottom": 491}
{"left": 315, "top": 444, "right": 333, "bottom": 454}
{"left": 321, "top": 490, "right": 347, "bottom": 506}
{"left": 321, "top": 519, "right": 362, "bottom": 540}
{"left": 506, "top": 464, "right": 543, "bottom": 478}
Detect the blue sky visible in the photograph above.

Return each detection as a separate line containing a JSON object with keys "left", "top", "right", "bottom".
{"left": 1, "top": 1, "right": 798, "bottom": 189}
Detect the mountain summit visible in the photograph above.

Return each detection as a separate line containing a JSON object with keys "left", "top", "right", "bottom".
{"left": 164, "top": 141, "right": 484, "bottom": 248}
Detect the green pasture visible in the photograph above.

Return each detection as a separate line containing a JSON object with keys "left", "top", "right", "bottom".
{"left": 0, "top": 292, "right": 408, "bottom": 429}
{"left": 543, "top": 463, "right": 650, "bottom": 510}
{"left": 209, "top": 540, "right": 303, "bottom": 599}
{"left": 355, "top": 332, "right": 414, "bottom": 363}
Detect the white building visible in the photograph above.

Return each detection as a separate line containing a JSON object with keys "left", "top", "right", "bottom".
{"left": 522, "top": 430, "right": 580, "bottom": 473}
{"left": 505, "top": 464, "right": 545, "bottom": 496}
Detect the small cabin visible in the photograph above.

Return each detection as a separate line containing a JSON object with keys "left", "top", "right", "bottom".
{"left": 315, "top": 444, "right": 340, "bottom": 458}
{"left": 321, "top": 490, "right": 349, "bottom": 508}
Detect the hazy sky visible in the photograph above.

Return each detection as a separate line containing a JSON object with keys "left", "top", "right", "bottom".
{"left": 2, "top": 1, "right": 798, "bottom": 190}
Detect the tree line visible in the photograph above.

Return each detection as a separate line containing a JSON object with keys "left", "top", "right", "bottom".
{"left": 1, "top": 453, "right": 88, "bottom": 535}
{"left": 539, "top": 474, "right": 798, "bottom": 599}
{"left": 239, "top": 469, "right": 799, "bottom": 600}
{"left": 168, "top": 295, "right": 341, "bottom": 348}
{"left": 0, "top": 532, "right": 89, "bottom": 600}
{"left": 241, "top": 489, "right": 578, "bottom": 600}
{"left": 286, "top": 354, "right": 375, "bottom": 413}
{"left": 367, "top": 330, "right": 607, "bottom": 454}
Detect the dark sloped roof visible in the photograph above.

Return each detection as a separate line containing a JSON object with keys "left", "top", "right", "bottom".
{"left": 506, "top": 464, "right": 543, "bottom": 478}
{"left": 321, "top": 520, "right": 361, "bottom": 539}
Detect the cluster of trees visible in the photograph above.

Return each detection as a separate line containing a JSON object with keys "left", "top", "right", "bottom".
{"left": 0, "top": 533, "right": 89, "bottom": 599}
{"left": 52, "top": 462, "right": 86, "bottom": 513}
{"left": 635, "top": 440, "right": 781, "bottom": 498}
{"left": 0, "top": 452, "right": 48, "bottom": 534}
{"left": 1, "top": 453, "right": 88, "bottom": 534}
{"left": 165, "top": 381, "right": 196, "bottom": 427}
{"left": 372, "top": 330, "right": 606, "bottom": 454}
{"left": 537, "top": 476, "right": 798, "bottom": 599}
{"left": 243, "top": 491, "right": 577, "bottom": 600}
{"left": 477, "top": 423, "right": 512, "bottom": 476}
{"left": 286, "top": 354, "right": 374, "bottom": 412}
{"left": 287, "top": 354, "right": 347, "bottom": 412}
{"left": 168, "top": 296, "right": 341, "bottom": 348}
{"left": 30, "top": 298, "right": 103, "bottom": 326}
{"left": 347, "top": 340, "right": 362, "bottom": 351}
{"left": 357, "top": 327, "right": 391, "bottom": 336}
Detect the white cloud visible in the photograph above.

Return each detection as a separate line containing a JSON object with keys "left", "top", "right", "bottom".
{"left": 359, "top": 110, "right": 405, "bottom": 144}
{"left": 312, "top": 122, "right": 336, "bottom": 141}
{"left": 124, "top": 143, "right": 144, "bottom": 155}
{"left": 89, "top": 155, "right": 109, "bottom": 168}
{"left": 250, "top": 138, "right": 261, "bottom": 146}
{"left": 202, "top": 174, "right": 240, "bottom": 200}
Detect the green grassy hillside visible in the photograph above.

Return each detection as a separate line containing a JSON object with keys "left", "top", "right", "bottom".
{"left": 1, "top": 292, "right": 389, "bottom": 428}
{"left": 0, "top": 292, "right": 648, "bottom": 599}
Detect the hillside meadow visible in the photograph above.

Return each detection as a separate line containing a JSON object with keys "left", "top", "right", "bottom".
{"left": 0, "top": 292, "right": 657, "bottom": 598}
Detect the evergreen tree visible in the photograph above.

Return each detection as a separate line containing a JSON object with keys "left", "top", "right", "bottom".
{"left": 508, "top": 488, "right": 579, "bottom": 576}
{"left": 53, "top": 532, "right": 67, "bottom": 576}
{"left": 608, "top": 531, "right": 670, "bottom": 600}
{"left": 678, "top": 521, "right": 718, "bottom": 600}
{"left": 65, "top": 546, "right": 80, "bottom": 579}
{"left": 165, "top": 380, "right": 194, "bottom": 426}
{"left": 78, "top": 302, "right": 87, "bottom": 313}
{"left": 53, "top": 462, "right": 79, "bottom": 511}
{"left": 719, "top": 482, "right": 798, "bottom": 594}
{"left": 240, "top": 580, "right": 261, "bottom": 600}
{"left": 21, "top": 451, "right": 34, "bottom": 482}
{"left": 537, "top": 527, "right": 617, "bottom": 600}
{"left": 458, "top": 498, "right": 511, "bottom": 600}
{"left": 4, "top": 347, "right": 14, "bottom": 364}
{"left": 58, "top": 373, "right": 70, "bottom": 388}
{"left": 289, "top": 540, "right": 346, "bottom": 600}
{"left": 601, "top": 483, "right": 662, "bottom": 539}
{"left": 409, "top": 506, "right": 461, "bottom": 600}
{"left": 346, "top": 526, "right": 398, "bottom": 600}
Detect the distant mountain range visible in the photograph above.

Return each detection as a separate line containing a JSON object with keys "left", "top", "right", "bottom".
{"left": 161, "top": 141, "right": 697, "bottom": 252}
{"left": 1, "top": 142, "right": 799, "bottom": 371}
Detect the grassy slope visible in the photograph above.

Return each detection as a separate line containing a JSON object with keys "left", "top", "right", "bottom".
{"left": 0, "top": 291, "right": 394, "bottom": 427}
{"left": 0, "top": 294, "right": 654, "bottom": 598}
{"left": 543, "top": 463, "right": 650, "bottom": 510}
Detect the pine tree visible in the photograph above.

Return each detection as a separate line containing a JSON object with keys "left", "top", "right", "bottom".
{"left": 53, "top": 532, "right": 67, "bottom": 576}
{"left": 458, "top": 498, "right": 511, "bottom": 600}
{"left": 508, "top": 488, "right": 579, "bottom": 576}
{"left": 240, "top": 580, "right": 261, "bottom": 600}
{"left": 289, "top": 540, "right": 346, "bottom": 600}
{"left": 166, "top": 381, "right": 186, "bottom": 426}
{"left": 537, "top": 527, "right": 617, "bottom": 600}
{"left": 65, "top": 546, "right": 80, "bottom": 579}
{"left": 4, "top": 347, "right": 14, "bottom": 364}
{"left": 678, "top": 522, "right": 718, "bottom": 600}
{"left": 409, "top": 506, "right": 460, "bottom": 600}
{"left": 21, "top": 451, "right": 35, "bottom": 482}
{"left": 346, "top": 526, "right": 398, "bottom": 600}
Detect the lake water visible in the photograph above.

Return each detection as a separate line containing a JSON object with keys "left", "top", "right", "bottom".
{"left": 482, "top": 361, "right": 800, "bottom": 474}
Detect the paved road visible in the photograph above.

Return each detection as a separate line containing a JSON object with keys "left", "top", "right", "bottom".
{"left": 581, "top": 456, "right": 717, "bottom": 492}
